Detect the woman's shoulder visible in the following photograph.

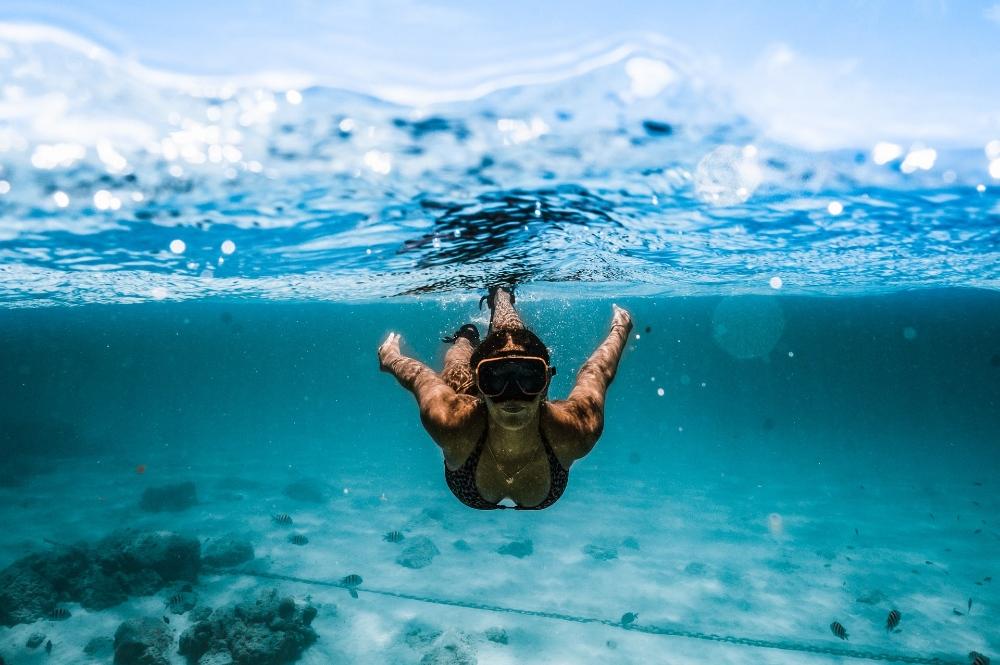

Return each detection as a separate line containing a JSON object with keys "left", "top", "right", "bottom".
{"left": 431, "top": 397, "right": 486, "bottom": 469}
{"left": 540, "top": 400, "right": 598, "bottom": 467}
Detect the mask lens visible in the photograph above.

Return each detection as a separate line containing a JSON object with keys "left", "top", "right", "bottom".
{"left": 477, "top": 358, "right": 547, "bottom": 397}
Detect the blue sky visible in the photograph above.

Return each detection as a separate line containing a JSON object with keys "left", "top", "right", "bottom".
{"left": 2, "top": 0, "right": 999, "bottom": 148}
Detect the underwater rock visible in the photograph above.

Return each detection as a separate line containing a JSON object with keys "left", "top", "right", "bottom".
{"left": 496, "top": 539, "right": 533, "bottom": 558}
{"left": 855, "top": 589, "right": 888, "bottom": 605}
{"left": 420, "top": 507, "right": 445, "bottom": 522}
{"left": 202, "top": 534, "right": 254, "bottom": 568}
{"left": 583, "top": 544, "right": 617, "bottom": 561}
{"left": 26, "top": 632, "right": 46, "bottom": 648}
{"left": 84, "top": 635, "right": 115, "bottom": 657}
{"left": 198, "top": 652, "right": 235, "bottom": 665}
{"left": 0, "top": 544, "right": 90, "bottom": 626}
{"left": 140, "top": 482, "right": 198, "bottom": 512}
{"left": 0, "top": 530, "right": 199, "bottom": 626}
{"left": 282, "top": 479, "right": 329, "bottom": 504}
{"left": 403, "top": 622, "right": 443, "bottom": 648}
{"left": 484, "top": 627, "right": 508, "bottom": 645}
{"left": 95, "top": 529, "right": 201, "bottom": 586}
{"left": 113, "top": 617, "right": 174, "bottom": 665}
{"left": 396, "top": 536, "right": 441, "bottom": 569}
{"left": 178, "top": 588, "right": 318, "bottom": 665}
{"left": 420, "top": 640, "right": 477, "bottom": 665}
{"left": 189, "top": 606, "right": 212, "bottom": 622}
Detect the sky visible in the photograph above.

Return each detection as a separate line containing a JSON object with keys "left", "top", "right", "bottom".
{"left": 0, "top": 0, "right": 998, "bottom": 148}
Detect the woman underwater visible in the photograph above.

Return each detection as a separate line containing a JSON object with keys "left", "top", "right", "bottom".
{"left": 378, "top": 286, "right": 632, "bottom": 510}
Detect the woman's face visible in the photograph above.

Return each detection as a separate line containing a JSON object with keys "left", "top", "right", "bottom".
{"left": 476, "top": 341, "right": 548, "bottom": 430}
{"left": 483, "top": 392, "right": 543, "bottom": 430}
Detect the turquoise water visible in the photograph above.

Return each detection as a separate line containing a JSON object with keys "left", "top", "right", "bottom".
{"left": 1, "top": 23, "right": 999, "bottom": 665}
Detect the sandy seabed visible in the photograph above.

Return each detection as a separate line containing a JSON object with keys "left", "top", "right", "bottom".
{"left": 0, "top": 447, "right": 995, "bottom": 665}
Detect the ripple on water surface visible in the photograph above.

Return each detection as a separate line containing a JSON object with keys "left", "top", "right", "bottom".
{"left": 0, "top": 27, "right": 998, "bottom": 305}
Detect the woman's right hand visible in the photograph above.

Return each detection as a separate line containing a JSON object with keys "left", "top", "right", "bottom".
{"left": 378, "top": 332, "right": 402, "bottom": 372}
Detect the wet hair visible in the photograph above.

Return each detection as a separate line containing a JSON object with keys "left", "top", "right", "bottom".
{"left": 469, "top": 328, "right": 550, "bottom": 369}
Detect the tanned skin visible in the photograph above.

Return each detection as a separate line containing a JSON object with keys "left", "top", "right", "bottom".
{"left": 378, "top": 298, "right": 633, "bottom": 508}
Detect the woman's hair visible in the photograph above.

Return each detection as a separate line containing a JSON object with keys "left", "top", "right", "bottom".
{"left": 469, "top": 328, "right": 550, "bottom": 369}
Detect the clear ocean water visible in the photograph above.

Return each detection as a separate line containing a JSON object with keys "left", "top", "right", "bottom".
{"left": 0, "top": 21, "right": 998, "bottom": 665}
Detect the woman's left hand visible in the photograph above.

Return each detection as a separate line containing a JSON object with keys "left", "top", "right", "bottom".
{"left": 378, "top": 332, "right": 402, "bottom": 372}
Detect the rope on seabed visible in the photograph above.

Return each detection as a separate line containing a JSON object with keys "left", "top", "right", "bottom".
{"left": 211, "top": 567, "right": 969, "bottom": 665}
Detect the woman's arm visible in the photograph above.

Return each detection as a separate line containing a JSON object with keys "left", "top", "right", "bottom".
{"left": 546, "top": 305, "right": 633, "bottom": 459}
{"left": 378, "top": 333, "right": 479, "bottom": 458}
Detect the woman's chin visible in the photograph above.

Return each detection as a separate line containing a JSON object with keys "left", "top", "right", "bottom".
{"left": 494, "top": 407, "right": 532, "bottom": 428}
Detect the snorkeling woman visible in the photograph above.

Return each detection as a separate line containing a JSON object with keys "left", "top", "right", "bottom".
{"left": 378, "top": 286, "right": 632, "bottom": 510}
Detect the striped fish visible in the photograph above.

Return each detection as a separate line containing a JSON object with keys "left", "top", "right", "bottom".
{"left": 383, "top": 530, "right": 404, "bottom": 543}
{"left": 287, "top": 533, "right": 309, "bottom": 546}
{"left": 830, "top": 621, "right": 848, "bottom": 640}
{"left": 272, "top": 513, "right": 293, "bottom": 526}
{"left": 49, "top": 607, "right": 71, "bottom": 620}
{"left": 342, "top": 573, "right": 362, "bottom": 599}
{"left": 886, "top": 609, "right": 901, "bottom": 631}
{"left": 969, "top": 651, "right": 990, "bottom": 665}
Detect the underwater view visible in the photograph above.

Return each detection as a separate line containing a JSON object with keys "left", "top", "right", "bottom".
{"left": 1, "top": 3, "right": 999, "bottom": 664}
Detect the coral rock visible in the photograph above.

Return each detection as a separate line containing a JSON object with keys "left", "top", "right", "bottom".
{"left": 113, "top": 617, "right": 174, "bottom": 665}
{"left": 396, "top": 537, "right": 440, "bottom": 569}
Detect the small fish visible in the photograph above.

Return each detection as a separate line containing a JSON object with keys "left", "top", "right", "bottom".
{"left": 968, "top": 597, "right": 973, "bottom": 613}
{"left": 135, "top": 464, "right": 146, "bottom": 474}
{"left": 167, "top": 593, "right": 188, "bottom": 607}
{"left": 855, "top": 528, "right": 859, "bottom": 536}
{"left": 969, "top": 651, "right": 991, "bottom": 665}
{"left": 383, "top": 530, "right": 405, "bottom": 543}
{"left": 985, "top": 577, "right": 992, "bottom": 582}
{"left": 973, "top": 481, "right": 983, "bottom": 486}
{"left": 953, "top": 609, "right": 964, "bottom": 616}
{"left": 45, "top": 639, "right": 52, "bottom": 654}
{"left": 975, "top": 529, "right": 982, "bottom": 534}
{"left": 272, "top": 513, "right": 293, "bottom": 526}
{"left": 644, "top": 325, "right": 651, "bottom": 334}
{"left": 620, "top": 612, "right": 639, "bottom": 627}
{"left": 342, "top": 574, "right": 363, "bottom": 599}
{"left": 287, "top": 533, "right": 308, "bottom": 546}
{"left": 162, "top": 615, "right": 170, "bottom": 624}
{"left": 49, "top": 607, "right": 70, "bottom": 620}
{"left": 830, "top": 621, "right": 848, "bottom": 640}
{"left": 886, "top": 609, "right": 901, "bottom": 631}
